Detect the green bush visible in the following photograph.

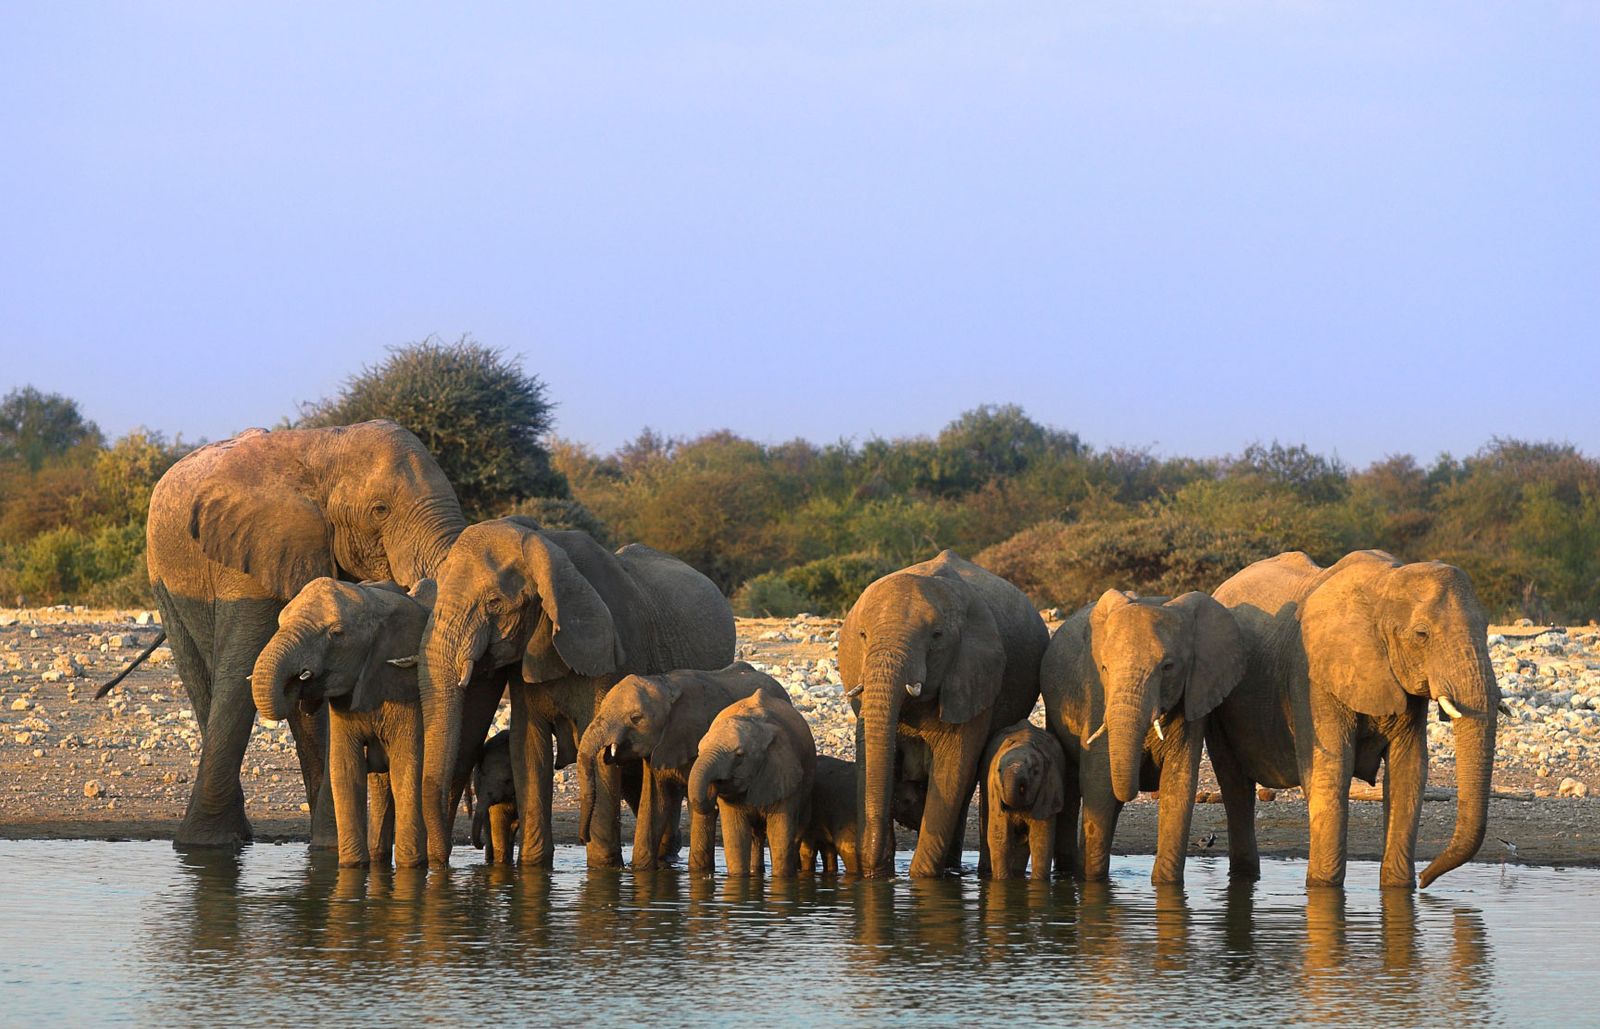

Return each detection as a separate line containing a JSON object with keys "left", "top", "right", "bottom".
{"left": 501, "top": 496, "right": 614, "bottom": 548}
{"left": 778, "top": 552, "right": 898, "bottom": 615}
{"left": 732, "top": 573, "right": 815, "bottom": 618}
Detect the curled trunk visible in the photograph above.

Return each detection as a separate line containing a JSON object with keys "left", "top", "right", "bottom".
{"left": 252, "top": 632, "right": 306, "bottom": 721}
{"left": 576, "top": 725, "right": 604, "bottom": 844}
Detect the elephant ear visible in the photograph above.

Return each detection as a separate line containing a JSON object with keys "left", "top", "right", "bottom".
{"left": 647, "top": 676, "right": 700, "bottom": 772}
{"left": 519, "top": 532, "right": 626, "bottom": 682}
{"left": 1300, "top": 566, "right": 1407, "bottom": 717}
{"left": 838, "top": 600, "right": 865, "bottom": 709}
{"left": 1169, "top": 592, "right": 1247, "bottom": 722}
{"left": 187, "top": 446, "right": 334, "bottom": 600}
{"left": 1032, "top": 738, "right": 1066, "bottom": 819}
{"left": 350, "top": 591, "right": 427, "bottom": 711}
{"left": 742, "top": 716, "right": 804, "bottom": 809}
{"left": 938, "top": 581, "right": 1008, "bottom": 725}
{"left": 1043, "top": 611, "right": 1098, "bottom": 740}
{"left": 407, "top": 577, "right": 438, "bottom": 612}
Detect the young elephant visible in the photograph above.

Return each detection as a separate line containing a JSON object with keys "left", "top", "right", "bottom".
{"left": 979, "top": 721, "right": 1066, "bottom": 880}
{"left": 1041, "top": 590, "right": 1245, "bottom": 884}
{"left": 802, "top": 754, "right": 928, "bottom": 877}
{"left": 688, "top": 685, "right": 817, "bottom": 877}
{"left": 576, "top": 662, "right": 775, "bottom": 870}
{"left": 470, "top": 731, "right": 518, "bottom": 865}
{"left": 252, "top": 577, "right": 434, "bottom": 867}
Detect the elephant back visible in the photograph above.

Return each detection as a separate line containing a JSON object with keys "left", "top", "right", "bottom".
{"left": 612, "top": 542, "right": 737, "bottom": 672}
{"left": 922, "top": 550, "right": 1049, "bottom": 727}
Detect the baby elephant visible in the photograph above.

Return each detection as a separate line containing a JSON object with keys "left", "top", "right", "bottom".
{"left": 252, "top": 577, "right": 432, "bottom": 868}
{"left": 802, "top": 754, "right": 928, "bottom": 877}
{"left": 471, "top": 731, "right": 519, "bottom": 865}
{"left": 688, "top": 684, "right": 817, "bottom": 877}
{"left": 578, "top": 662, "right": 775, "bottom": 870}
{"left": 980, "top": 721, "right": 1066, "bottom": 880}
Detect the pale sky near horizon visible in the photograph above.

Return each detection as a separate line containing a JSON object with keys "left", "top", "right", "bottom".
{"left": 3, "top": 3, "right": 1596, "bottom": 467}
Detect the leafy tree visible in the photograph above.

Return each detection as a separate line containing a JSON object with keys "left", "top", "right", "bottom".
{"left": 0, "top": 386, "right": 102, "bottom": 471}
{"left": 299, "top": 336, "right": 566, "bottom": 518}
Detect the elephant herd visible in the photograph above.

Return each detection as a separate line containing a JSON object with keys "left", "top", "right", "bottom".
{"left": 102, "top": 420, "right": 1501, "bottom": 891}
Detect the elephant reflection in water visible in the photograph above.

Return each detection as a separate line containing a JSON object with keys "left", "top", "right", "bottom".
{"left": 850, "top": 878, "right": 973, "bottom": 964}
{"left": 1072, "top": 881, "right": 1192, "bottom": 985}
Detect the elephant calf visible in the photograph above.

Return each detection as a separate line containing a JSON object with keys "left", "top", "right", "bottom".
{"left": 688, "top": 685, "right": 816, "bottom": 877}
{"left": 253, "top": 578, "right": 433, "bottom": 868}
{"left": 577, "top": 662, "right": 776, "bottom": 871}
{"left": 1042, "top": 590, "right": 1245, "bottom": 884}
{"left": 980, "top": 721, "right": 1066, "bottom": 880}
{"left": 471, "top": 731, "right": 519, "bottom": 865}
{"left": 802, "top": 755, "right": 927, "bottom": 877}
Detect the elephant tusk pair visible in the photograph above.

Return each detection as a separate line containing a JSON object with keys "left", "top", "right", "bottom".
{"left": 1084, "top": 723, "right": 1107, "bottom": 746}
{"left": 1439, "top": 696, "right": 1465, "bottom": 720}
{"left": 1152, "top": 715, "right": 1166, "bottom": 742}
{"left": 905, "top": 682, "right": 923, "bottom": 698}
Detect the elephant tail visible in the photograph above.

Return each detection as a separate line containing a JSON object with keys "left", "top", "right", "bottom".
{"left": 94, "top": 631, "right": 167, "bottom": 699}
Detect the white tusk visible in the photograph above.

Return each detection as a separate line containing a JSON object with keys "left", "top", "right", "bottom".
{"left": 387, "top": 654, "right": 418, "bottom": 669}
{"left": 298, "top": 669, "right": 313, "bottom": 681}
{"left": 605, "top": 743, "right": 617, "bottom": 762}
{"left": 1439, "top": 696, "right": 1464, "bottom": 720}
{"left": 457, "top": 658, "right": 475, "bottom": 688}
{"left": 905, "top": 682, "right": 923, "bottom": 698}
{"left": 844, "top": 685, "right": 863, "bottom": 699}
{"left": 1085, "top": 723, "right": 1107, "bottom": 746}
{"left": 1152, "top": 716, "right": 1165, "bottom": 742}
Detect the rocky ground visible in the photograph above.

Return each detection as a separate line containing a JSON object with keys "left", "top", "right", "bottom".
{"left": 0, "top": 608, "right": 1595, "bottom": 869}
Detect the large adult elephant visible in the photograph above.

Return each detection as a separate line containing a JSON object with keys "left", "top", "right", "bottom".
{"left": 1206, "top": 550, "right": 1500, "bottom": 889}
{"left": 841, "top": 550, "right": 1048, "bottom": 879}
{"left": 416, "top": 518, "right": 735, "bottom": 867}
{"left": 132, "top": 421, "right": 465, "bottom": 848}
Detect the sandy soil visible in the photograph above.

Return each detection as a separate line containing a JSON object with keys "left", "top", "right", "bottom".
{"left": 0, "top": 608, "right": 1595, "bottom": 870}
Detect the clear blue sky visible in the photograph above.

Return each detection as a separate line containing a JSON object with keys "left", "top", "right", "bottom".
{"left": 3, "top": 3, "right": 1596, "bottom": 466}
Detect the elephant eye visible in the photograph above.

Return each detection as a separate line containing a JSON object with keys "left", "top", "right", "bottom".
{"left": 931, "top": 629, "right": 943, "bottom": 639}
{"left": 372, "top": 501, "right": 390, "bottom": 518}
{"left": 329, "top": 625, "right": 345, "bottom": 638}
{"left": 1162, "top": 661, "right": 1175, "bottom": 672}
{"left": 629, "top": 712, "right": 644, "bottom": 725}
{"left": 1414, "top": 627, "right": 1430, "bottom": 641}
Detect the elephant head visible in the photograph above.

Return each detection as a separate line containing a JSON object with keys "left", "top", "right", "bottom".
{"left": 470, "top": 731, "right": 517, "bottom": 862}
{"left": 576, "top": 672, "right": 700, "bottom": 843}
{"left": 839, "top": 563, "right": 1007, "bottom": 877}
{"left": 251, "top": 578, "right": 430, "bottom": 720}
{"left": 417, "top": 519, "right": 629, "bottom": 860}
{"left": 185, "top": 421, "right": 465, "bottom": 599}
{"left": 987, "top": 722, "right": 1065, "bottom": 817}
{"left": 1083, "top": 590, "right": 1246, "bottom": 803}
{"left": 1300, "top": 556, "right": 1500, "bottom": 887}
{"left": 688, "top": 689, "right": 806, "bottom": 815}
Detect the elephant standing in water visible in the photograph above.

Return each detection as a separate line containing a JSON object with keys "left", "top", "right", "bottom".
{"left": 1206, "top": 551, "right": 1500, "bottom": 889}
{"left": 124, "top": 421, "right": 465, "bottom": 848}
{"left": 840, "top": 550, "right": 1048, "bottom": 878}
{"left": 417, "top": 518, "right": 735, "bottom": 867}
{"left": 1042, "top": 589, "right": 1245, "bottom": 883}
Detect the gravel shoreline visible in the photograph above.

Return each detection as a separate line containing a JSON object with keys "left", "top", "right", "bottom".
{"left": 2, "top": 608, "right": 1595, "bottom": 869}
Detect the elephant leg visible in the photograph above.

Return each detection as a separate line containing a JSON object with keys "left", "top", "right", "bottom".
{"left": 509, "top": 689, "right": 555, "bottom": 868}
{"left": 387, "top": 721, "right": 425, "bottom": 869}
{"left": 367, "top": 770, "right": 394, "bottom": 866}
{"left": 1055, "top": 755, "right": 1082, "bottom": 880}
{"left": 799, "top": 841, "right": 817, "bottom": 875}
{"left": 656, "top": 780, "right": 686, "bottom": 864}
{"left": 448, "top": 682, "right": 503, "bottom": 837}
{"left": 720, "top": 802, "right": 752, "bottom": 877}
{"left": 1081, "top": 790, "right": 1121, "bottom": 882}
{"left": 489, "top": 806, "right": 517, "bottom": 864}
{"left": 1305, "top": 731, "right": 1355, "bottom": 889}
{"left": 286, "top": 702, "right": 336, "bottom": 850}
{"left": 330, "top": 730, "right": 368, "bottom": 867}
{"left": 767, "top": 810, "right": 800, "bottom": 879}
{"left": 983, "top": 789, "right": 1009, "bottom": 879}
{"left": 176, "top": 599, "right": 278, "bottom": 848}
{"left": 1209, "top": 734, "right": 1261, "bottom": 881}
{"left": 632, "top": 767, "right": 660, "bottom": 871}
{"left": 913, "top": 723, "right": 985, "bottom": 878}
{"left": 689, "top": 804, "right": 718, "bottom": 875}
{"left": 1029, "top": 817, "right": 1054, "bottom": 881}
{"left": 1379, "top": 712, "right": 1427, "bottom": 889}
{"left": 1152, "top": 737, "right": 1202, "bottom": 885}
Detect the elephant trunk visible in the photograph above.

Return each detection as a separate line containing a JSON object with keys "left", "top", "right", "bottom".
{"left": 858, "top": 650, "right": 916, "bottom": 879}
{"left": 417, "top": 611, "right": 483, "bottom": 865}
{"left": 391, "top": 497, "right": 466, "bottom": 586}
{"left": 252, "top": 630, "right": 310, "bottom": 721}
{"left": 1420, "top": 651, "right": 1498, "bottom": 887}
{"left": 690, "top": 746, "right": 732, "bottom": 815}
{"left": 1105, "top": 670, "right": 1158, "bottom": 804}
{"left": 999, "top": 757, "right": 1032, "bottom": 810}
{"left": 576, "top": 722, "right": 606, "bottom": 844}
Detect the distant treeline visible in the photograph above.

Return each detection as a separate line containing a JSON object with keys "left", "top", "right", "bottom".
{"left": 4, "top": 343, "right": 1597, "bottom": 622}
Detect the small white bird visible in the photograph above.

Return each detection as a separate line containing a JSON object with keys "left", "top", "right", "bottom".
{"left": 1497, "top": 837, "right": 1518, "bottom": 858}
{"left": 1194, "top": 832, "right": 1217, "bottom": 850}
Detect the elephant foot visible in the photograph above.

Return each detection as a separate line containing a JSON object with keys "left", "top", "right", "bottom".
{"left": 173, "top": 812, "right": 253, "bottom": 850}
{"left": 1150, "top": 872, "right": 1185, "bottom": 886}
{"left": 1305, "top": 873, "right": 1347, "bottom": 889}
{"left": 1379, "top": 870, "right": 1416, "bottom": 890}
{"left": 585, "top": 844, "right": 623, "bottom": 869}
{"left": 1228, "top": 860, "right": 1262, "bottom": 882}
{"left": 338, "top": 857, "right": 371, "bottom": 869}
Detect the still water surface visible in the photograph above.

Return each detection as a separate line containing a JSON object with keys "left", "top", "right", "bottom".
{"left": 0, "top": 841, "right": 1592, "bottom": 1026}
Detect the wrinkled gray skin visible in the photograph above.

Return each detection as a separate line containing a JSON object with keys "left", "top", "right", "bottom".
{"left": 418, "top": 518, "right": 736, "bottom": 867}
{"left": 1207, "top": 551, "right": 1500, "bottom": 889}
{"left": 142, "top": 420, "right": 464, "bottom": 849}
{"left": 979, "top": 721, "right": 1066, "bottom": 881}
{"left": 577, "top": 662, "right": 771, "bottom": 871}
{"left": 1042, "top": 590, "right": 1246, "bottom": 884}
{"left": 471, "top": 731, "right": 518, "bottom": 864}
{"left": 688, "top": 686, "right": 817, "bottom": 878}
{"left": 252, "top": 577, "right": 435, "bottom": 867}
{"left": 801, "top": 755, "right": 926, "bottom": 876}
{"left": 840, "top": 550, "right": 1048, "bottom": 878}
